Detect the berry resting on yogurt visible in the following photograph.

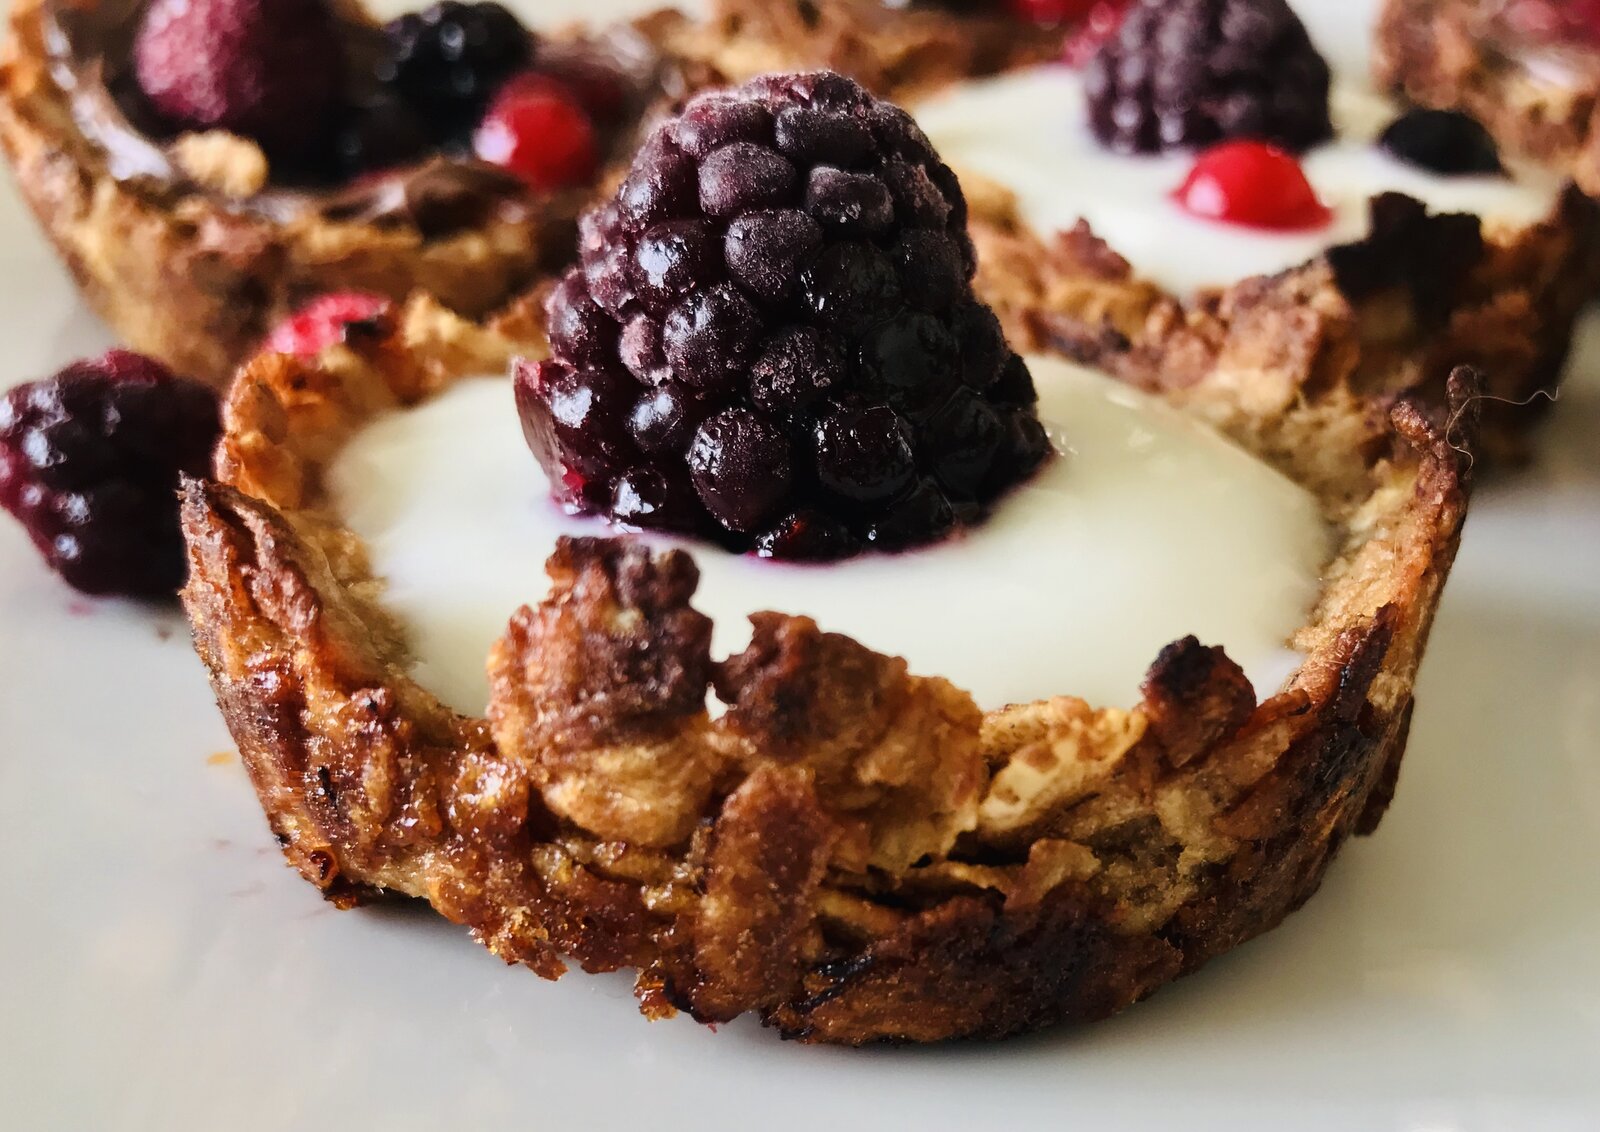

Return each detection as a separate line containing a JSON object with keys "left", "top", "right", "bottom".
{"left": 1173, "top": 140, "right": 1332, "bottom": 231}
{"left": 516, "top": 72, "right": 1051, "bottom": 560}
{"left": 1084, "top": 0, "right": 1333, "bottom": 154}
{"left": 1379, "top": 109, "right": 1504, "bottom": 177}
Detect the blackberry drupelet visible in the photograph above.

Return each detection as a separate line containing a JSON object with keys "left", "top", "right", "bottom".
{"left": 1084, "top": 0, "right": 1332, "bottom": 154}
{"left": 378, "top": 2, "right": 535, "bottom": 142}
{"left": 0, "top": 351, "right": 221, "bottom": 597}
{"left": 516, "top": 72, "right": 1051, "bottom": 561}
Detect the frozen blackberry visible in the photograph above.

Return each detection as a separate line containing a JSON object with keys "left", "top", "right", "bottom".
{"left": 1085, "top": 0, "right": 1332, "bottom": 154}
{"left": 377, "top": 2, "right": 535, "bottom": 142}
{"left": 1378, "top": 109, "right": 1503, "bottom": 177}
{"left": 516, "top": 72, "right": 1051, "bottom": 561}
{"left": 0, "top": 351, "right": 221, "bottom": 597}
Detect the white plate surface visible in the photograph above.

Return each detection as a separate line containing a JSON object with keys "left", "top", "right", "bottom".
{"left": 2, "top": 1, "right": 1599, "bottom": 1128}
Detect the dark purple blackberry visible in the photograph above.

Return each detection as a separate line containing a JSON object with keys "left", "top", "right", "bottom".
{"left": 0, "top": 351, "right": 221, "bottom": 598}
{"left": 1378, "top": 109, "right": 1504, "bottom": 176}
{"left": 1085, "top": 0, "right": 1332, "bottom": 154}
{"left": 516, "top": 72, "right": 1052, "bottom": 561}
{"left": 377, "top": 2, "right": 535, "bottom": 142}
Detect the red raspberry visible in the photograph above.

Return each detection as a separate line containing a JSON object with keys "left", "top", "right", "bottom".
{"left": 473, "top": 75, "right": 600, "bottom": 192}
{"left": 1007, "top": 0, "right": 1098, "bottom": 24}
{"left": 1173, "top": 141, "right": 1332, "bottom": 231}
{"left": 263, "top": 293, "right": 392, "bottom": 359}
{"left": 133, "top": 0, "right": 345, "bottom": 161}
{"left": 0, "top": 351, "right": 220, "bottom": 597}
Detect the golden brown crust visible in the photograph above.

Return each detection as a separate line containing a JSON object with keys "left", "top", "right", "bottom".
{"left": 696, "top": 0, "right": 1061, "bottom": 98}
{"left": 182, "top": 235, "right": 1478, "bottom": 1041}
{"left": 0, "top": 0, "right": 695, "bottom": 384}
{"left": 1375, "top": 0, "right": 1600, "bottom": 198}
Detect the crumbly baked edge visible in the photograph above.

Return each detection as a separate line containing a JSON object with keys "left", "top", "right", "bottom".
{"left": 691, "top": 0, "right": 1062, "bottom": 100}
{"left": 0, "top": 0, "right": 697, "bottom": 385}
{"left": 969, "top": 179, "right": 1600, "bottom": 468}
{"left": 180, "top": 228, "right": 1478, "bottom": 1043}
{"left": 1375, "top": 0, "right": 1600, "bottom": 198}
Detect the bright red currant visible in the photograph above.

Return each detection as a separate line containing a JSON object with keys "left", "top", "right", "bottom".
{"left": 474, "top": 74, "right": 599, "bottom": 192}
{"left": 263, "top": 292, "right": 390, "bottom": 358}
{"left": 1173, "top": 140, "right": 1332, "bottom": 231}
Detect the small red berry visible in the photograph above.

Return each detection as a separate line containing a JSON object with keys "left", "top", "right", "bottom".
{"left": 1062, "top": 0, "right": 1131, "bottom": 67}
{"left": 1006, "top": 0, "right": 1097, "bottom": 25}
{"left": 263, "top": 293, "right": 391, "bottom": 359}
{"left": 1173, "top": 141, "right": 1332, "bottom": 231}
{"left": 474, "top": 75, "right": 600, "bottom": 192}
{"left": 133, "top": 0, "right": 345, "bottom": 160}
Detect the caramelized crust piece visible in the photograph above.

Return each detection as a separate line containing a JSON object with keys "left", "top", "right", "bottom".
{"left": 716, "top": 613, "right": 985, "bottom": 873}
{"left": 690, "top": 765, "right": 838, "bottom": 1022}
{"left": 696, "top": 0, "right": 1061, "bottom": 97}
{"left": 969, "top": 186, "right": 1600, "bottom": 466}
{"left": 488, "top": 538, "right": 723, "bottom": 848}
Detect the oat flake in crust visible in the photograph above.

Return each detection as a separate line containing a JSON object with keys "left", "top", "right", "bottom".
{"left": 0, "top": 0, "right": 705, "bottom": 385}
{"left": 182, "top": 215, "right": 1479, "bottom": 1042}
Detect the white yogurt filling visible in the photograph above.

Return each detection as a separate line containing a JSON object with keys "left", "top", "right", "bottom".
{"left": 913, "top": 1, "right": 1565, "bottom": 295}
{"left": 328, "top": 356, "right": 1331, "bottom": 716}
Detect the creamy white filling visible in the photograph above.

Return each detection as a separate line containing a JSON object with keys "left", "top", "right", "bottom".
{"left": 913, "top": 2, "right": 1565, "bottom": 295}
{"left": 328, "top": 356, "right": 1331, "bottom": 716}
